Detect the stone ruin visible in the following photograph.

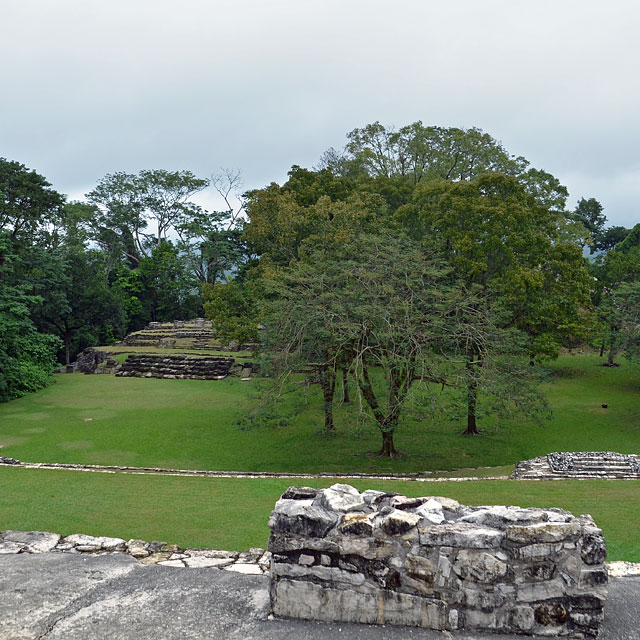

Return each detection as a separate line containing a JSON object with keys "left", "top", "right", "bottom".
{"left": 74, "top": 348, "right": 118, "bottom": 374}
{"left": 115, "top": 354, "right": 235, "bottom": 380}
{"left": 117, "top": 319, "right": 215, "bottom": 350}
{"left": 268, "top": 484, "right": 607, "bottom": 637}
{"left": 512, "top": 452, "right": 640, "bottom": 480}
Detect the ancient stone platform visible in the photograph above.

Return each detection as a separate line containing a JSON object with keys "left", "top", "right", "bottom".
{"left": 117, "top": 319, "right": 216, "bottom": 349}
{"left": 115, "top": 354, "right": 234, "bottom": 380}
{"left": 512, "top": 452, "right": 640, "bottom": 480}
{"left": 268, "top": 484, "right": 607, "bottom": 637}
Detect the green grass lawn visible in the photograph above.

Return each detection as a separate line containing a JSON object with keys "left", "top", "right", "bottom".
{"left": 1, "top": 353, "right": 639, "bottom": 558}
{"left": 1, "top": 467, "right": 638, "bottom": 561}
{"left": 0, "top": 354, "right": 638, "bottom": 475}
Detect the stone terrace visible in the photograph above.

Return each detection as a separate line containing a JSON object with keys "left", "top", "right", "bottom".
{"left": 115, "top": 354, "right": 235, "bottom": 380}
{"left": 512, "top": 452, "right": 640, "bottom": 480}
{"left": 117, "top": 319, "right": 217, "bottom": 350}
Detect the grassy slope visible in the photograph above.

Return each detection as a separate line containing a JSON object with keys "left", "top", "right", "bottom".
{"left": 0, "top": 354, "right": 638, "bottom": 475}
{"left": 1, "top": 467, "right": 638, "bottom": 561}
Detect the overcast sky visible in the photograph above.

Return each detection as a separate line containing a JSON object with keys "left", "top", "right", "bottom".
{"left": 2, "top": 0, "right": 639, "bottom": 227}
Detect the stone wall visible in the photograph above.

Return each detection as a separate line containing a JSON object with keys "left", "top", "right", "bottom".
{"left": 115, "top": 354, "right": 234, "bottom": 379}
{"left": 512, "top": 452, "right": 640, "bottom": 480}
{"left": 268, "top": 484, "right": 607, "bottom": 637}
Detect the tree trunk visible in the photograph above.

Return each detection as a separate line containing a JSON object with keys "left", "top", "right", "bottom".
{"left": 607, "top": 329, "right": 617, "bottom": 366}
{"left": 342, "top": 368, "right": 350, "bottom": 403}
{"left": 463, "top": 352, "right": 481, "bottom": 435}
{"left": 64, "top": 331, "right": 71, "bottom": 365}
{"left": 378, "top": 429, "right": 398, "bottom": 457}
{"left": 464, "top": 383, "right": 481, "bottom": 435}
{"left": 599, "top": 341, "right": 605, "bottom": 357}
{"left": 320, "top": 366, "right": 336, "bottom": 431}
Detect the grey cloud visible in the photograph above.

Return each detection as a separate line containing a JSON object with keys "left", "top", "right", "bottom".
{"left": 1, "top": 0, "right": 638, "bottom": 227}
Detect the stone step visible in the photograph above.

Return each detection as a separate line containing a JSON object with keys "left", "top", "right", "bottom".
{"left": 116, "top": 354, "right": 235, "bottom": 380}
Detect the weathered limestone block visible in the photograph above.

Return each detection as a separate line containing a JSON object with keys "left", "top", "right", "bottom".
{"left": 419, "top": 522, "right": 504, "bottom": 549}
{"left": 2, "top": 530, "right": 61, "bottom": 553}
{"left": 268, "top": 484, "right": 608, "bottom": 637}
{"left": 318, "top": 483, "right": 367, "bottom": 512}
{"left": 268, "top": 499, "right": 338, "bottom": 538}
{"left": 452, "top": 549, "right": 508, "bottom": 583}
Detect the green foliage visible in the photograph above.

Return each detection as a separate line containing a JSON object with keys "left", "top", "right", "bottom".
{"left": 612, "top": 281, "right": 640, "bottom": 364}
{"left": 260, "top": 231, "right": 525, "bottom": 453}
{"left": 86, "top": 169, "right": 209, "bottom": 268}
{"left": 615, "top": 222, "right": 640, "bottom": 254}
{"left": 407, "top": 174, "right": 592, "bottom": 355}
{"left": 0, "top": 157, "right": 65, "bottom": 242}
{"left": 203, "top": 280, "right": 258, "bottom": 345}
{"left": 0, "top": 276, "right": 61, "bottom": 402}
{"left": 572, "top": 197, "right": 606, "bottom": 252}
{"left": 175, "top": 208, "right": 245, "bottom": 285}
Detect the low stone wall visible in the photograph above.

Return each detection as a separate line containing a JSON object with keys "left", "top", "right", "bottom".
{"left": 115, "top": 354, "right": 234, "bottom": 380}
{"left": 0, "top": 530, "right": 270, "bottom": 574}
{"left": 268, "top": 484, "right": 607, "bottom": 637}
{"left": 512, "top": 451, "right": 640, "bottom": 480}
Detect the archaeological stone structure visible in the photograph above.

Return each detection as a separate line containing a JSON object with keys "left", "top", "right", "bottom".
{"left": 268, "top": 484, "right": 607, "bottom": 637}
{"left": 115, "top": 354, "right": 235, "bottom": 379}
{"left": 512, "top": 452, "right": 640, "bottom": 480}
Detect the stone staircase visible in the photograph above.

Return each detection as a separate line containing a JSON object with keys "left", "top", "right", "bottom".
{"left": 512, "top": 451, "right": 640, "bottom": 479}
{"left": 115, "top": 354, "right": 234, "bottom": 380}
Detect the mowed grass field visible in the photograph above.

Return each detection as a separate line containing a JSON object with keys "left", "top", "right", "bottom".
{"left": 1, "top": 353, "right": 639, "bottom": 559}
{"left": 1, "top": 467, "right": 639, "bottom": 561}
{"left": 0, "top": 354, "right": 638, "bottom": 474}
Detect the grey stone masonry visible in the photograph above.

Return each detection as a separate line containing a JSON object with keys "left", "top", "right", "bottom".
{"left": 115, "top": 354, "right": 234, "bottom": 380}
{"left": 268, "top": 484, "right": 607, "bottom": 637}
{"left": 512, "top": 452, "right": 640, "bottom": 480}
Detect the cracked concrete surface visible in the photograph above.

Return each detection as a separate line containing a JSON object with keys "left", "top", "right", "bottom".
{"left": 1, "top": 553, "right": 638, "bottom": 639}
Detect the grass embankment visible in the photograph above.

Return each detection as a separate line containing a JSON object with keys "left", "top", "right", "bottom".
{"left": 0, "top": 354, "right": 638, "bottom": 475}
{"left": 1, "top": 467, "right": 638, "bottom": 561}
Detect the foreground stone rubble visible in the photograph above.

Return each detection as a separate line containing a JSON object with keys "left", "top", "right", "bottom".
{"left": 0, "top": 530, "right": 269, "bottom": 574}
{"left": 268, "top": 484, "right": 608, "bottom": 637}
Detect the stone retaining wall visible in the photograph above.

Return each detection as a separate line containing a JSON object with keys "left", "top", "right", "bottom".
{"left": 268, "top": 484, "right": 607, "bottom": 637}
{"left": 115, "top": 354, "right": 234, "bottom": 379}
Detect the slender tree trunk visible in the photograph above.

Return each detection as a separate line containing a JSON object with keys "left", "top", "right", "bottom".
{"left": 466, "top": 386, "right": 479, "bottom": 434}
{"left": 320, "top": 366, "right": 336, "bottom": 431}
{"left": 464, "top": 351, "right": 481, "bottom": 435}
{"left": 599, "top": 341, "right": 605, "bottom": 357}
{"left": 342, "top": 368, "right": 350, "bottom": 403}
{"left": 64, "top": 331, "right": 71, "bottom": 365}
{"left": 607, "top": 329, "right": 617, "bottom": 366}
